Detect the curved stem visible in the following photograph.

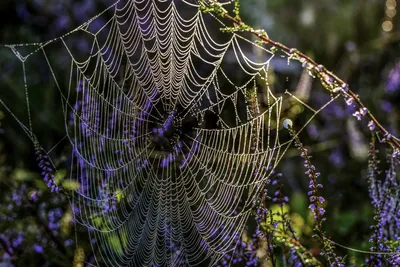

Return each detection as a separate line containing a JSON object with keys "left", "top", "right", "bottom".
{"left": 201, "top": 0, "right": 400, "bottom": 150}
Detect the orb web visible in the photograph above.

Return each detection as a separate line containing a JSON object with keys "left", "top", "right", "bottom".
{"left": 0, "top": 0, "right": 342, "bottom": 266}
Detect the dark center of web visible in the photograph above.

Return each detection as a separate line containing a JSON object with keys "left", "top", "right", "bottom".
{"left": 151, "top": 110, "right": 178, "bottom": 150}
{"left": 148, "top": 109, "right": 201, "bottom": 168}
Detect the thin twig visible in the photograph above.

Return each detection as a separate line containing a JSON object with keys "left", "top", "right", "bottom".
{"left": 201, "top": 0, "right": 400, "bottom": 150}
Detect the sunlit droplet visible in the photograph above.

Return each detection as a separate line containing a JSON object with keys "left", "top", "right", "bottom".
{"left": 283, "top": 119, "right": 293, "bottom": 129}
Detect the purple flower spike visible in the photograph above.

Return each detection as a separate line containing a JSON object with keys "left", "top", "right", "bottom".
{"left": 35, "top": 144, "right": 59, "bottom": 193}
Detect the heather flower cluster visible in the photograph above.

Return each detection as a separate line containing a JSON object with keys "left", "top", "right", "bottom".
{"left": 255, "top": 174, "right": 322, "bottom": 267}
{"left": 0, "top": 159, "right": 74, "bottom": 266}
{"left": 353, "top": 107, "right": 368, "bottom": 121}
{"left": 35, "top": 143, "right": 59, "bottom": 193}
{"left": 285, "top": 120, "right": 345, "bottom": 267}
{"left": 366, "top": 135, "right": 400, "bottom": 266}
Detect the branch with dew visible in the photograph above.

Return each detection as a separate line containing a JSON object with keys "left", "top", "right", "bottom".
{"left": 199, "top": 0, "right": 400, "bottom": 151}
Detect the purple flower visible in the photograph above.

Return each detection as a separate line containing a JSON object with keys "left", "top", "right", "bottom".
{"left": 345, "top": 97, "right": 354, "bottom": 106}
{"left": 393, "top": 255, "right": 400, "bottom": 265}
{"left": 381, "top": 100, "right": 393, "bottom": 113}
{"left": 353, "top": 108, "right": 367, "bottom": 121}
{"left": 360, "top": 107, "right": 367, "bottom": 116}
{"left": 318, "top": 208, "right": 325, "bottom": 215}
{"left": 33, "top": 244, "right": 44, "bottom": 254}
{"left": 368, "top": 121, "right": 376, "bottom": 131}
{"left": 329, "top": 150, "right": 344, "bottom": 168}
{"left": 382, "top": 133, "right": 392, "bottom": 143}
{"left": 353, "top": 111, "right": 362, "bottom": 120}
{"left": 12, "top": 233, "right": 24, "bottom": 248}
{"left": 386, "top": 62, "right": 400, "bottom": 93}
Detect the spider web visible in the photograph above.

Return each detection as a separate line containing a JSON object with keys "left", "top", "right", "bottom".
{"left": 0, "top": 0, "right": 340, "bottom": 266}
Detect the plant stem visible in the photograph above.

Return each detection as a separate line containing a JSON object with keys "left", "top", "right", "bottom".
{"left": 201, "top": 0, "right": 400, "bottom": 150}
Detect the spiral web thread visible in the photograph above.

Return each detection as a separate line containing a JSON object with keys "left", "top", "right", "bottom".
{"left": 0, "top": 0, "right": 341, "bottom": 266}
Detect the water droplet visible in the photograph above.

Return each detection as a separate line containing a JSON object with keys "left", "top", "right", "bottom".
{"left": 283, "top": 119, "right": 293, "bottom": 129}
